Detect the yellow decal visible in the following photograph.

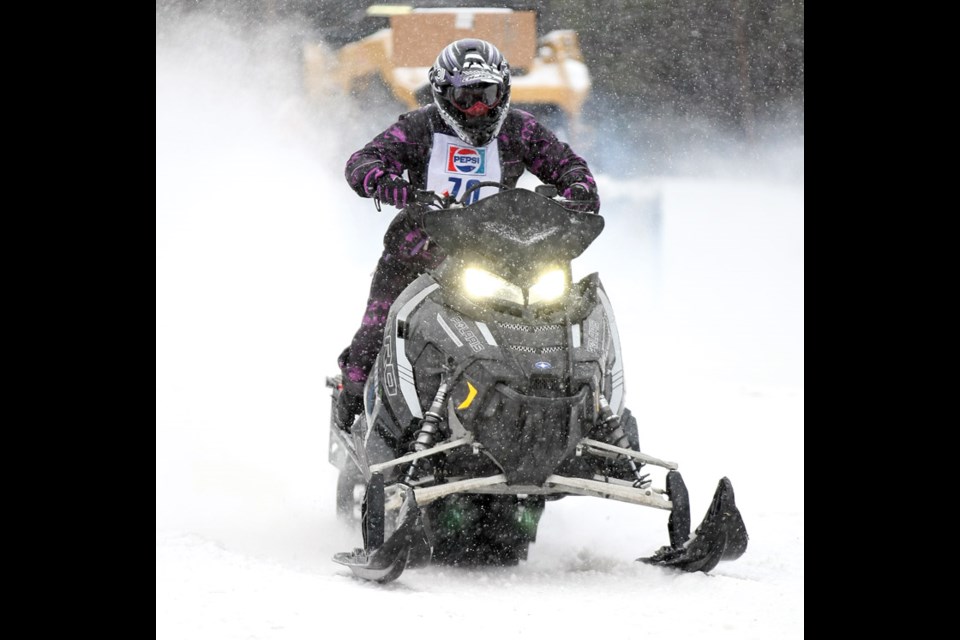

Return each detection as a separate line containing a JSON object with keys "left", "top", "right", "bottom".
{"left": 457, "top": 382, "right": 478, "bottom": 410}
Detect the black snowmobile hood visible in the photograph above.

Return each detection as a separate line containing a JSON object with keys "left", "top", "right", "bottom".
{"left": 421, "top": 189, "right": 605, "bottom": 278}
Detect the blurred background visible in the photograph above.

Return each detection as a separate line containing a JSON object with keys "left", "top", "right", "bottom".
{"left": 156, "top": 0, "right": 803, "bottom": 180}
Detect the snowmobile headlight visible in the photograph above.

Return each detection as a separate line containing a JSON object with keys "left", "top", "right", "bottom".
{"left": 528, "top": 269, "right": 567, "bottom": 304}
{"left": 462, "top": 267, "right": 524, "bottom": 304}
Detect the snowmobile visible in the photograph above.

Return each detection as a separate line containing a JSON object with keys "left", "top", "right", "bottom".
{"left": 326, "top": 183, "right": 748, "bottom": 583}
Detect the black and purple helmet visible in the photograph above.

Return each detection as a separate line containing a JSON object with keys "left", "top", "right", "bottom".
{"left": 429, "top": 39, "right": 511, "bottom": 147}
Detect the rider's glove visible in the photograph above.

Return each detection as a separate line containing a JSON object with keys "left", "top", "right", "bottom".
{"left": 562, "top": 181, "right": 600, "bottom": 213}
{"left": 375, "top": 174, "right": 412, "bottom": 209}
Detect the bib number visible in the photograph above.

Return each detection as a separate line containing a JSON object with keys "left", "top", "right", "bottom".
{"left": 447, "top": 177, "right": 481, "bottom": 204}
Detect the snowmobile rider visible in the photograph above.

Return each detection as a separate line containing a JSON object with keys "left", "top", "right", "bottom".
{"left": 335, "top": 38, "right": 601, "bottom": 429}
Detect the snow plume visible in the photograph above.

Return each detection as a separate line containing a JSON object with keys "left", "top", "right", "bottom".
{"left": 578, "top": 96, "right": 803, "bottom": 185}
{"left": 156, "top": 8, "right": 370, "bottom": 563}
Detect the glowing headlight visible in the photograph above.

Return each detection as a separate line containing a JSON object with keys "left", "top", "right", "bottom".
{"left": 528, "top": 269, "right": 567, "bottom": 303}
{"left": 463, "top": 268, "right": 524, "bottom": 304}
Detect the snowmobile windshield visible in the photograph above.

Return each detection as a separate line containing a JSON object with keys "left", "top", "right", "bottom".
{"left": 422, "top": 188, "right": 604, "bottom": 286}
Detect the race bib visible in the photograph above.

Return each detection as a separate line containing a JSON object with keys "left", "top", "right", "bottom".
{"left": 426, "top": 133, "right": 502, "bottom": 204}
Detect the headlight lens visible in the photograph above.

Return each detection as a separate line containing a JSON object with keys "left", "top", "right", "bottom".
{"left": 462, "top": 267, "right": 567, "bottom": 305}
{"left": 528, "top": 269, "right": 567, "bottom": 304}
{"left": 463, "top": 267, "right": 524, "bottom": 304}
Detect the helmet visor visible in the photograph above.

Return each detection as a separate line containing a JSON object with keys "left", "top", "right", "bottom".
{"left": 449, "top": 84, "right": 503, "bottom": 113}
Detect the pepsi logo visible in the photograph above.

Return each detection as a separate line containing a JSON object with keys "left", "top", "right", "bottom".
{"left": 447, "top": 145, "right": 486, "bottom": 175}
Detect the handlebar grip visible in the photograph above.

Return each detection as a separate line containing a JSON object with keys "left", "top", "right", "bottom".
{"left": 411, "top": 189, "right": 438, "bottom": 204}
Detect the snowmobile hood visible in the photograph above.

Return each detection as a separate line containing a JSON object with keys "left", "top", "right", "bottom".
{"left": 421, "top": 189, "right": 604, "bottom": 281}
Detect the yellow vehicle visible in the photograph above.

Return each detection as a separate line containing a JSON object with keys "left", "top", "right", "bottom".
{"left": 302, "top": 4, "right": 591, "bottom": 136}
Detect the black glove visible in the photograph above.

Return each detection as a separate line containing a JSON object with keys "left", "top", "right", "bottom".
{"left": 562, "top": 181, "right": 600, "bottom": 213}
{"left": 375, "top": 174, "right": 412, "bottom": 208}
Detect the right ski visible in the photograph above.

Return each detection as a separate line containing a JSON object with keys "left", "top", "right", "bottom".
{"left": 332, "top": 482, "right": 430, "bottom": 583}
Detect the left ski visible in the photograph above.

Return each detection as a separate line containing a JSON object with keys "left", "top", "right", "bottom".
{"left": 639, "top": 476, "right": 748, "bottom": 573}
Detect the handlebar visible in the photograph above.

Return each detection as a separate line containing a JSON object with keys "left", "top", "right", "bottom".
{"left": 407, "top": 181, "right": 508, "bottom": 210}
{"left": 408, "top": 181, "right": 595, "bottom": 213}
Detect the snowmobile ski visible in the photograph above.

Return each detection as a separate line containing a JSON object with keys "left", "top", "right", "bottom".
{"left": 639, "top": 476, "right": 748, "bottom": 573}
{"left": 333, "top": 481, "right": 430, "bottom": 583}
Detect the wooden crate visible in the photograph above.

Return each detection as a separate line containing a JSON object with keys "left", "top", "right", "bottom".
{"left": 390, "top": 11, "right": 537, "bottom": 69}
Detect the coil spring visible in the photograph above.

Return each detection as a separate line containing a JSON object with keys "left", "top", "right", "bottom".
{"left": 408, "top": 417, "right": 440, "bottom": 454}
{"left": 597, "top": 396, "right": 651, "bottom": 489}
{"left": 401, "top": 382, "right": 449, "bottom": 485}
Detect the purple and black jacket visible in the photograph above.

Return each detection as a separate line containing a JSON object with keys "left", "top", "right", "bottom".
{"left": 345, "top": 105, "right": 598, "bottom": 203}
{"left": 338, "top": 104, "right": 598, "bottom": 391}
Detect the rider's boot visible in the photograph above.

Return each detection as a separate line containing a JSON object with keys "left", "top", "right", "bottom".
{"left": 335, "top": 379, "right": 364, "bottom": 432}
{"left": 335, "top": 347, "right": 366, "bottom": 432}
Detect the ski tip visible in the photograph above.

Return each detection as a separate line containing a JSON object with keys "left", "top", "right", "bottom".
{"left": 638, "top": 474, "right": 748, "bottom": 573}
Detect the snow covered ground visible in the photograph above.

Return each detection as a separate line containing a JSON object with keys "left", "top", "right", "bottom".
{"left": 157, "top": 13, "right": 803, "bottom": 640}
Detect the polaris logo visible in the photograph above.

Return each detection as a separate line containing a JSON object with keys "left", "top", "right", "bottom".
{"left": 451, "top": 314, "right": 484, "bottom": 352}
{"left": 534, "top": 361, "right": 552, "bottom": 370}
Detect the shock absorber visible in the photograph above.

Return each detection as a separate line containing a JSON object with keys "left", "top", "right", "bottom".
{"left": 596, "top": 395, "right": 651, "bottom": 489}
{"left": 400, "top": 380, "right": 450, "bottom": 485}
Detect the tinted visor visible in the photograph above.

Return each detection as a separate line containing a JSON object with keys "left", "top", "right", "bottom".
{"left": 449, "top": 83, "right": 503, "bottom": 111}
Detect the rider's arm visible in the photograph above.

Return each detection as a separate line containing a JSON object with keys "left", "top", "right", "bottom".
{"left": 345, "top": 109, "right": 432, "bottom": 198}
{"left": 510, "top": 110, "right": 598, "bottom": 195}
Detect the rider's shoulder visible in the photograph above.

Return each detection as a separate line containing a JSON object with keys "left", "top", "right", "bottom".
{"left": 498, "top": 107, "right": 542, "bottom": 140}
{"left": 501, "top": 107, "right": 543, "bottom": 132}
{"left": 398, "top": 104, "right": 438, "bottom": 123}
{"left": 507, "top": 106, "right": 536, "bottom": 120}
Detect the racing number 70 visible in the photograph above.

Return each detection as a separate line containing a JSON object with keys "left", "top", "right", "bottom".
{"left": 447, "top": 177, "right": 481, "bottom": 204}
